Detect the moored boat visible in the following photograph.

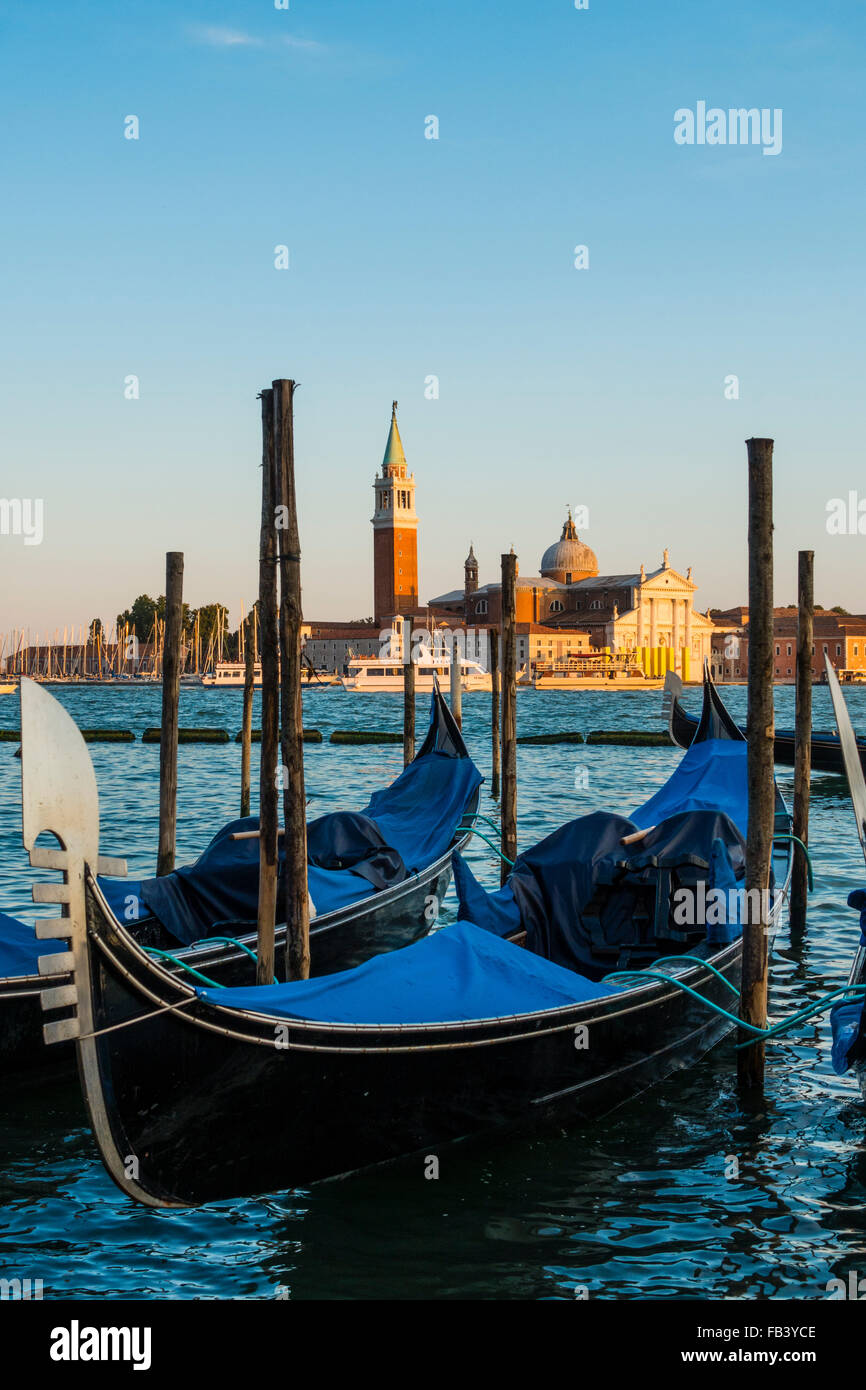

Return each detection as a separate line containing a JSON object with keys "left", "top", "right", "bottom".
{"left": 202, "top": 661, "right": 338, "bottom": 687}
{"left": 341, "top": 654, "right": 491, "bottom": 692}
{"left": 28, "top": 669, "right": 792, "bottom": 1206}
{"left": 1, "top": 681, "right": 480, "bottom": 1078}
{"left": 664, "top": 668, "right": 866, "bottom": 774}
{"left": 823, "top": 659, "right": 866, "bottom": 1098}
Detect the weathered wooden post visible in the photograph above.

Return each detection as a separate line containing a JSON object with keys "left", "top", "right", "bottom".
{"left": 273, "top": 378, "right": 310, "bottom": 983}
{"left": 157, "top": 551, "right": 184, "bottom": 876}
{"left": 240, "top": 612, "right": 255, "bottom": 819}
{"left": 490, "top": 627, "right": 501, "bottom": 799}
{"left": 402, "top": 616, "right": 415, "bottom": 766}
{"left": 790, "top": 549, "right": 814, "bottom": 935}
{"left": 450, "top": 628, "right": 463, "bottom": 729}
{"left": 257, "top": 389, "right": 279, "bottom": 986}
{"left": 739, "top": 438, "right": 775, "bottom": 1090}
{"left": 500, "top": 552, "right": 517, "bottom": 885}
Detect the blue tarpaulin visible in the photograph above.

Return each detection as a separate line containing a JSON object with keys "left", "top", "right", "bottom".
{"left": 0, "top": 910, "right": 65, "bottom": 979}
{"left": 3, "top": 690, "right": 481, "bottom": 972}
{"left": 454, "top": 809, "right": 745, "bottom": 976}
{"left": 453, "top": 735, "right": 749, "bottom": 975}
{"left": 97, "top": 690, "right": 481, "bottom": 946}
{"left": 830, "top": 890, "right": 866, "bottom": 1075}
{"left": 198, "top": 919, "right": 615, "bottom": 1024}
{"left": 631, "top": 738, "right": 749, "bottom": 836}
{"left": 117, "top": 747, "right": 480, "bottom": 946}
{"left": 831, "top": 1001, "right": 863, "bottom": 1076}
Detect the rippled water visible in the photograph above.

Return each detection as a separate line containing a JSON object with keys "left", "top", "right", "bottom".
{"left": 1, "top": 682, "right": 865, "bottom": 1300}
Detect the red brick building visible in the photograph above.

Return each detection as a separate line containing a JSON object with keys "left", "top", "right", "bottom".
{"left": 709, "top": 607, "right": 866, "bottom": 682}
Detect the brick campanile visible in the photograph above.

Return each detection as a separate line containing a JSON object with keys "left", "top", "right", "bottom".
{"left": 372, "top": 401, "right": 419, "bottom": 624}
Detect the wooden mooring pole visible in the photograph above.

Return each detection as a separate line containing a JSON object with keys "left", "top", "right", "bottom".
{"left": 500, "top": 552, "right": 517, "bottom": 885}
{"left": 273, "top": 378, "right": 310, "bottom": 983}
{"left": 790, "top": 549, "right": 814, "bottom": 935}
{"left": 156, "top": 551, "right": 183, "bottom": 876}
{"left": 256, "top": 389, "right": 279, "bottom": 986}
{"left": 402, "top": 616, "right": 415, "bottom": 766}
{"left": 739, "top": 438, "right": 775, "bottom": 1090}
{"left": 450, "top": 629, "right": 463, "bottom": 730}
{"left": 490, "top": 627, "right": 501, "bottom": 800}
{"left": 240, "top": 611, "right": 255, "bottom": 819}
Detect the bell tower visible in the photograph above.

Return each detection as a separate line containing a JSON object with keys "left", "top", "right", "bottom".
{"left": 464, "top": 543, "right": 478, "bottom": 621}
{"left": 372, "top": 402, "right": 419, "bottom": 624}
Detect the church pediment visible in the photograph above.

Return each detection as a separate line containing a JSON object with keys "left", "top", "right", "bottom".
{"left": 640, "top": 568, "right": 696, "bottom": 594}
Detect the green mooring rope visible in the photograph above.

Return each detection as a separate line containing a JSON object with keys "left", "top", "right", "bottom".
{"left": 773, "top": 833, "right": 814, "bottom": 891}
{"left": 193, "top": 936, "right": 278, "bottom": 984}
{"left": 603, "top": 959, "right": 865, "bottom": 1046}
{"left": 144, "top": 935, "right": 278, "bottom": 989}
{"left": 457, "top": 814, "right": 516, "bottom": 867}
{"left": 142, "top": 947, "right": 224, "bottom": 989}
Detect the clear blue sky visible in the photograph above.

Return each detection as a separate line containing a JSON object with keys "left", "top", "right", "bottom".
{"left": 1, "top": 0, "right": 865, "bottom": 638}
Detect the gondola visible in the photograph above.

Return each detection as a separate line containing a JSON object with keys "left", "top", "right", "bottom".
{"left": 823, "top": 659, "right": 866, "bottom": 1098}
{"left": 663, "top": 667, "right": 866, "bottom": 774}
{"left": 29, "top": 670, "right": 793, "bottom": 1208}
{"left": 1, "top": 682, "right": 480, "bottom": 1077}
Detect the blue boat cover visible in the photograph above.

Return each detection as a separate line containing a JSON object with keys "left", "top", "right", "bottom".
{"left": 631, "top": 738, "right": 749, "bottom": 837}
{"left": 830, "top": 1001, "right": 863, "bottom": 1076}
{"left": 0, "top": 909, "right": 66, "bottom": 979}
{"left": 198, "top": 919, "right": 615, "bottom": 1024}
{"left": 454, "top": 807, "right": 746, "bottom": 976}
{"left": 830, "top": 890, "right": 866, "bottom": 1075}
{"left": 98, "top": 704, "right": 482, "bottom": 946}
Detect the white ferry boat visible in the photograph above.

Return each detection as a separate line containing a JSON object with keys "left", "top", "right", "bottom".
{"left": 341, "top": 655, "right": 491, "bottom": 692}
{"left": 202, "top": 662, "right": 338, "bottom": 688}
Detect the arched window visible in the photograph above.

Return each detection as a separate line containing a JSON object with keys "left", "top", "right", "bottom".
{"left": 475, "top": 600, "right": 488, "bottom": 615}
{"left": 549, "top": 600, "right": 564, "bottom": 613}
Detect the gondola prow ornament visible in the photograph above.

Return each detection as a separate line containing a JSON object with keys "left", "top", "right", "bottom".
{"left": 19, "top": 679, "right": 158, "bottom": 1201}
{"left": 21, "top": 678, "right": 127, "bottom": 1040}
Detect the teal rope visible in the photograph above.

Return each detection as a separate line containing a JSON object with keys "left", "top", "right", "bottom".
{"left": 733, "top": 984, "right": 866, "bottom": 1049}
{"left": 456, "top": 814, "right": 516, "bottom": 867}
{"left": 773, "top": 833, "right": 814, "bottom": 891}
{"left": 464, "top": 828, "right": 515, "bottom": 867}
{"left": 193, "top": 935, "right": 278, "bottom": 985}
{"left": 143, "top": 947, "right": 224, "bottom": 988}
{"left": 472, "top": 813, "right": 503, "bottom": 835}
{"left": 648, "top": 953, "right": 740, "bottom": 996}
{"left": 603, "top": 960, "right": 866, "bottom": 1044}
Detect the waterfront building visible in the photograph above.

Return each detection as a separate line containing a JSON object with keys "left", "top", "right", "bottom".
{"left": 709, "top": 608, "right": 866, "bottom": 682}
{"left": 429, "top": 518, "right": 716, "bottom": 677}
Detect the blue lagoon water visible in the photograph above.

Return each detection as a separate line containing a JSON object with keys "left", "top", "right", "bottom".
{"left": 1, "top": 682, "right": 865, "bottom": 1300}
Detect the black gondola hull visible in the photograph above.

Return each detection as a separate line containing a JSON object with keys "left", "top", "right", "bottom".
{"left": 82, "top": 877, "right": 750, "bottom": 1206}
{"left": 0, "top": 849, "right": 461, "bottom": 1082}
{"left": 669, "top": 696, "right": 866, "bottom": 774}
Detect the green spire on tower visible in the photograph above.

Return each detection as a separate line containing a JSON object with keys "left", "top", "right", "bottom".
{"left": 382, "top": 400, "right": 406, "bottom": 468}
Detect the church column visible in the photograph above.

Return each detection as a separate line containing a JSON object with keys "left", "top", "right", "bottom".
{"left": 685, "top": 603, "right": 692, "bottom": 660}
{"left": 672, "top": 598, "right": 680, "bottom": 658}
{"left": 649, "top": 596, "right": 657, "bottom": 649}
{"left": 636, "top": 588, "right": 644, "bottom": 647}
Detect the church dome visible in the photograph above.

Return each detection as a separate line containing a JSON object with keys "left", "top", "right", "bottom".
{"left": 540, "top": 513, "right": 598, "bottom": 583}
